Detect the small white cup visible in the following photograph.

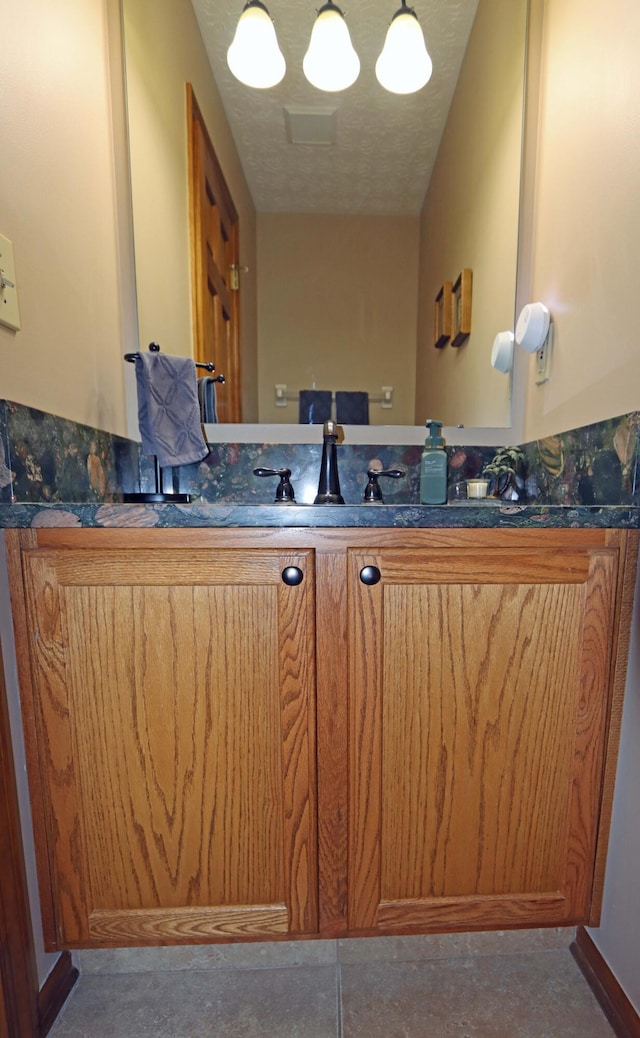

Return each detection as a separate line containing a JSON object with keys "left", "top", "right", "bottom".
{"left": 466, "top": 479, "right": 490, "bottom": 499}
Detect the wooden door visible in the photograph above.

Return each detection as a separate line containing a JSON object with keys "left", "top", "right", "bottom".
{"left": 188, "top": 85, "right": 242, "bottom": 422}
{"left": 19, "top": 544, "right": 317, "bottom": 948}
{"left": 0, "top": 641, "right": 39, "bottom": 1037}
{"left": 347, "top": 544, "right": 619, "bottom": 934}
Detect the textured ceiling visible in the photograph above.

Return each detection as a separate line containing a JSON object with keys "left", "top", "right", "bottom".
{"left": 190, "top": 0, "right": 479, "bottom": 215}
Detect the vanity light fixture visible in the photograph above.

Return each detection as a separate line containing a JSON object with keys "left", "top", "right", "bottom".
{"left": 227, "top": 0, "right": 432, "bottom": 96}
{"left": 375, "top": 0, "right": 432, "bottom": 94}
{"left": 303, "top": 1, "right": 360, "bottom": 93}
{"left": 227, "top": 0, "right": 286, "bottom": 89}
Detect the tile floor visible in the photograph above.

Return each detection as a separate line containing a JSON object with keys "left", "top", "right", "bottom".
{"left": 49, "top": 932, "right": 615, "bottom": 1038}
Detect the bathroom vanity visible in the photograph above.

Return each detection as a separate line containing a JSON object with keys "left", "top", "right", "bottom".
{"left": 5, "top": 522, "right": 638, "bottom": 950}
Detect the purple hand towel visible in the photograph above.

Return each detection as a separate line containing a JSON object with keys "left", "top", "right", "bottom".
{"left": 197, "top": 376, "right": 219, "bottom": 424}
{"left": 135, "top": 352, "right": 208, "bottom": 468}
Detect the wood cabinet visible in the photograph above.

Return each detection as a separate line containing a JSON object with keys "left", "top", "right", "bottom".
{"left": 346, "top": 542, "right": 626, "bottom": 934}
{"left": 6, "top": 526, "right": 637, "bottom": 950}
{"left": 7, "top": 532, "right": 317, "bottom": 947}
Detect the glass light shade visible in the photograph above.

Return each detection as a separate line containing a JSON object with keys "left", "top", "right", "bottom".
{"left": 375, "top": 7, "right": 432, "bottom": 95}
{"left": 303, "top": 4, "right": 360, "bottom": 93}
{"left": 227, "top": 1, "right": 286, "bottom": 89}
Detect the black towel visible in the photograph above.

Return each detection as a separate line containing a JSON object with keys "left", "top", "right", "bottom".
{"left": 299, "top": 390, "right": 332, "bottom": 424}
{"left": 335, "top": 391, "right": 369, "bottom": 425}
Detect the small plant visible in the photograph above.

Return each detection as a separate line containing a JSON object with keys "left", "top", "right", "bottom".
{"left": 483, "top": 446, "right": 526, "bottom": 499}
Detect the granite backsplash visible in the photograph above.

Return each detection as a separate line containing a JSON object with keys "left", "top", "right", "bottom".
{"left": 1, "top": 400, "right": 638, "bottom": 509}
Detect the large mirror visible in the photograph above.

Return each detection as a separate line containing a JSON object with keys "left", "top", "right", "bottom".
{"left": 121, "top": 0, "right": 528, "bottom": 443}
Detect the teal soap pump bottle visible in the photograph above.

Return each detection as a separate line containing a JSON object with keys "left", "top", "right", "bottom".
{"left": 420, "top": 420, "right": 448, "bottom": 504}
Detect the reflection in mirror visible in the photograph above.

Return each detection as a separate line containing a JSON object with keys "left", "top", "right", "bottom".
{"left": 122, "top": 0, "right": 527, "bottom": 438}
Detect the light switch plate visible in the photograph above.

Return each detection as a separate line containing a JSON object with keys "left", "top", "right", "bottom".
{"left": 0, "top": 234, "right": 21, "bottom": 332}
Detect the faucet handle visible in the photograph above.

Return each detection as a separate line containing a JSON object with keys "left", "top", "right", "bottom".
{"left": 363, "top": 468, "right": 405, "bottom": 503}
{"left": 253, "top": 467, "right": 296, "bottom": 503}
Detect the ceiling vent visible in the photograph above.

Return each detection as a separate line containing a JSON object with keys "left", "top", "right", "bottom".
{"left": 284, "top": 106, "right": 338, "bottom": 146}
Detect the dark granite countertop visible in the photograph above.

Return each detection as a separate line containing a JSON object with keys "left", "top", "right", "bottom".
{"left": 1, "top": 501, "right": 639, "bottom": 530}
{"left": 3, "top": 403, "right": 639, "bottom": 531}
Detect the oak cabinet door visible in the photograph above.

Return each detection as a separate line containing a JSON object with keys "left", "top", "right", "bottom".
{"left": 21, "top": 547, "right": 317, "bottom": 947}
{"left": 347, "top": 545, "right": 618, "bottom": 934}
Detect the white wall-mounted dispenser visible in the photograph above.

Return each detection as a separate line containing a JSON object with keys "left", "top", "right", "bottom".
{"left": 515, "top": 302, "right": 550, "bottom": 353}
{"left": 491, "top": 331, "right": 514, "bottom": 373}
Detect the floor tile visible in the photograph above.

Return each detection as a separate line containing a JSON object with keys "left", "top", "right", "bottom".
{"left": 79, "top": 939, "right": 337, "bottom": 975}
{"left": 338, "top": 928, "right": 575, "bottom": 964}
{"left": 340, "top": 950, "right": 614, "bottom": 1037}
{"left": 50, "top": 965, "right": 339, "bottom": 1038}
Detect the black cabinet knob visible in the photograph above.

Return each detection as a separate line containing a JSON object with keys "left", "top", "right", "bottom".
{"left": 359, "top": 565, "right": 381, "bottom": 586}
{"left": 282, "top": 566, "right": 304, "bottom": 586}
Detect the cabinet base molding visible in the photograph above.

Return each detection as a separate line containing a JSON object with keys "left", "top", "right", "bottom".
{"left": 377, "top": 892, "right": 568, "bottom": 931}
{"left": 38, "top": 951, "right": 79, "bottom": 1037}
{"left": 571, "top": 928, "right": 640, "bottom": 1038}
{"left": 87, "top": 905, "right": 289, "bottom": 944}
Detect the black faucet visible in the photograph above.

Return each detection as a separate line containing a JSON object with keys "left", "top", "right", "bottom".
{"left": 314, "top": 420, "right": 345, "bottom": 504}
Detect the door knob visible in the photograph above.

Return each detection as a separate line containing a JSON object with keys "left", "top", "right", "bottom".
{"left": 282, "top": 566, "right": 304, "bottom": 586}
{"left": 359, "top": 565, "right": 381, "bottom": 585}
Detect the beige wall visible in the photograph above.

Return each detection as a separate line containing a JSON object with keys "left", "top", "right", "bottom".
{"left": 523, "top": 0, "right": 640, "bottom": 1017}
{"left": 0, "top": 0, "right": 127, "bottom": 436}
{"left": 590, "top": 562, "right": 640, "bottom": 1015}
{"left": 123, "top": 0, "right": 258, "bottom": 421}
{"left": 415, "top": 0, "right": 526, "bottom": 430}
{"left": 3, "top": 0, "right": 639, "bottom": 442}
{"left": 257, "top": 213, "right": 419, "bottom": 425}
{"left": 521, "top": 0, "right": 640, "bottom": 440}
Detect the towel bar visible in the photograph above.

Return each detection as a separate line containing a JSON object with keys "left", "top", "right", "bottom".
{"left": 122, "top": 342, "right": 220, "bottom": 504}
{"left": 124, "top": 341, "right": 225, "bottom": 382}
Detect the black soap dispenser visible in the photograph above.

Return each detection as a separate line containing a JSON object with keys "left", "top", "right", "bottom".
{"left": 420, "top": 420, "right": 447, "bottom": 504}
